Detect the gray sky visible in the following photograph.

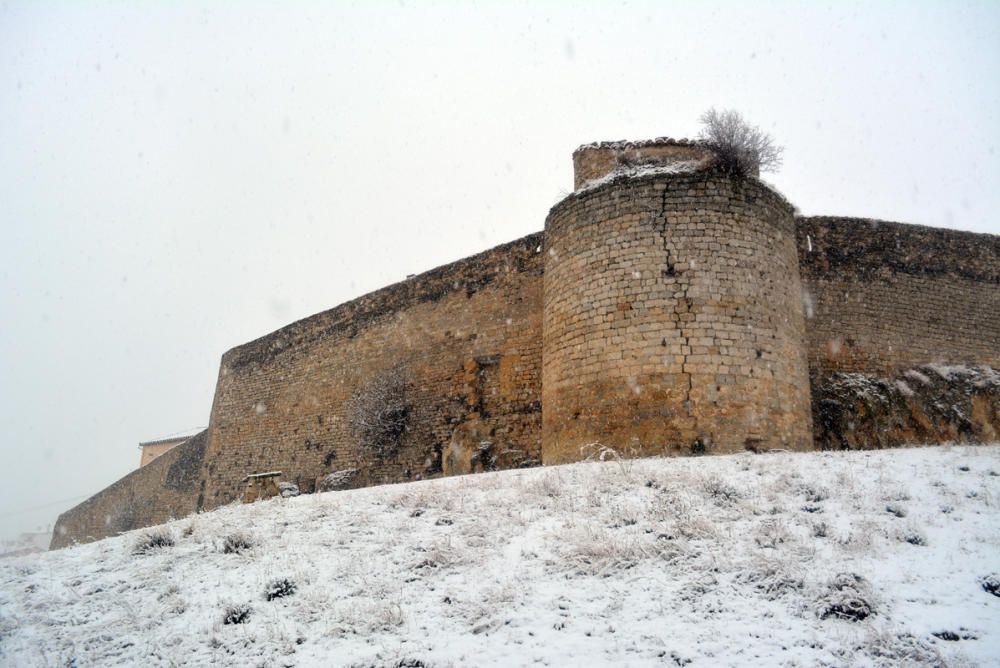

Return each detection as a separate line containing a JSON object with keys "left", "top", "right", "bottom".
{"left": 1, "top": 1, "right": 998, "bottom": 542}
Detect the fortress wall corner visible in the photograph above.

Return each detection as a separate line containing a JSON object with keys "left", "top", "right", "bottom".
{"left": 542, "top": 172, "right": 813, "bottom": 463}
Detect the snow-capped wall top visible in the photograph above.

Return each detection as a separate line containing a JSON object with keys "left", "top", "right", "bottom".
{"left": 573, "top": 160, "right": 705, "bottom": 194}
{"left": 571, "top": 137, "right": 716, "bottom": 190}
{"left": 572, "top": 136, "right": 704, "bottom": 153}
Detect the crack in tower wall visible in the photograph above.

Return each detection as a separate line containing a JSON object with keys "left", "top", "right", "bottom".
{"left": 542, "top": 171, "right": 813, "bottom": 463}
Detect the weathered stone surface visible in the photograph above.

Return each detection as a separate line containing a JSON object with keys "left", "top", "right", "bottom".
{"left": 196, "top": 232, "right": 544, "bottom": 511}
{"left": 50, "top": 430, "right": 208, "bottom": 549}
{"left": 278, "top": 482, "right": 300, "bottom": 498}
{"left": 317, "top": 469, "right": 358, "bottom": 492}
{"left": 242, "top": 472, "right": 281, "bottom": 503}
{"left": 797, "top": 216, "right": 1000, "bottom": 376}
{"left": 814, "top": 366, "right": 1000, "bottom": 449}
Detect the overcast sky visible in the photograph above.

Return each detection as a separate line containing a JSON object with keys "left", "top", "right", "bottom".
{"left": 1, "top": 1, "right": 998, "bottom": 544}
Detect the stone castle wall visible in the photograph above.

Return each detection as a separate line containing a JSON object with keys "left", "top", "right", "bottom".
{"left": 51, "top": 143, "right": 1000, "bottom": 549}
{"left": 797, "top": 216, "right": 1000, "bottom": 375}
{"left": 194, "top": 232, "right": 545, "bottom": 511}
{"left": 53, "top": 236, "right": 545, "bottom": 546}
{"left": 797, "top": 216, "right": 1000, "bottom": 449}
{"left": 51, "top": 431, "right": 207, "bottom": 549}
{"left": 543, "top": 171, "right": 812, "bottom": 463}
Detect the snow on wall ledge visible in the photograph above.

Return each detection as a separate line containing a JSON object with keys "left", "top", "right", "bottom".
{"left": 48, "top": 141, "right": 1000, "bottom": 549}
{"left": 571, "top": 137, "right": 717, "bottom": 190}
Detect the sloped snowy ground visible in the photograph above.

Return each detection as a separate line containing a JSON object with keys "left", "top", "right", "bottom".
{"left": 2, "top": 445, "right": 999, "bottom": 667}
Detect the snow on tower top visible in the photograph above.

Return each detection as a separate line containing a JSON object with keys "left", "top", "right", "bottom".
{"left": 572, "top": 137, "right": 716, "bottom": 190}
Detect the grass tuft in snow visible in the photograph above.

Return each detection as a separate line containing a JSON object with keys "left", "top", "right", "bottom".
{"left": 818, "top": 573, "right": 875, "bottom": 622}
{"left": 221, "top": 532, "right": 254, "bottom": 554}
{"left": 264, "top": 577, "right": 296, "bottom": 601}
{"left": 132, "top": 529, "right": 174, "bottom": 554}
{"left": 981, "top": 574, "right": 1000, "bottom": 597}
{"left": 222, "top": 604, "right": 252, "bottom": 625}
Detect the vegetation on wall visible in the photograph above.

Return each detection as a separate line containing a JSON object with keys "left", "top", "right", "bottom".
{"left": 698, "top": 108, "right": 783, "bottom": 177}
{"left": 345, "top": 364, "right": 411, "bottom": 460}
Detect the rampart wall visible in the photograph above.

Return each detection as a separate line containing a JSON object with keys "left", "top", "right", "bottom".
{"left": 50, "top": 431, "right": 207, "bottom": 549}
{"left": 52, "top": 235, "right": 545, "bottom": 546}
{"left": 797, "top": 217, "right": 1000, "bottom": 449}
{"left": 797, "top": 216, "right": 1000, "bottom": 375}
{"left": 50, "top": 142, "right": 1000, "bottom": 549}
{"left": 198, "top": 232, "right": 545, "bottom": 510}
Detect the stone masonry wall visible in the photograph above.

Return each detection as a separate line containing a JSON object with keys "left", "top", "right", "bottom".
{"left": 542, "top": 170, "right": 813, "bottom": 463}
{"left": 797, "top": 216, "right": 1000, "bottom": 375}
{"left": 797, "top": 216, "right": 1000, "bottom": 449}
{"left": 50, "top": 154, "right": 1000, "bottom": 550}
{"left": 198, "top": 233, "right": 545, "bottom": 510}
{"left": 50, "top": 430, "right": 208, "bottom": 549}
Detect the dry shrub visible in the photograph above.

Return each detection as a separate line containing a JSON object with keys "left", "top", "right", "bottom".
{"left": 523, "top": 473, "right": 562, "bottom": 499}
{"left": 863, "top": 630, "right": 944, "bottom": 666}
{"left": 564, "top": 528, "right": 649, "bottom": 577}
{"left": 701, "top": 475, "right": 743, "bottom": 505}
{"left": 818, "top": 572, "right": 875, "bottom": 622}
{"left": 754, "top": 519, "right": 790, "bottom": 549}
{"left": 133, "top": 530, "right": 174, "bottom": 555}
{"left": 222, "top": 533, "right": 254, "bottom": 554}
{"left": 413, "top": 538, "right": 462, "bottom": 572}
{"left": 736, "top": 559, "right": 804, "bottom": 600}
{"left": 265, "top": 577, "right": 296, "bottom": 601}
{"left": 698, "top": 108, "right": 783, "bottom": 177}
{"left": 223, "top": 604, "right": 252, "bottom": 625}
{"left": 345, "top": 365, "right": 410, "bottom": 459}
{"left": 796, "top": 482, "right": 830, "bottom": 503}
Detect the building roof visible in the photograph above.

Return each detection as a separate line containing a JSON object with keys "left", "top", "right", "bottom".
{"left": 137, "top": 428, "right": 205, "bottom": 449}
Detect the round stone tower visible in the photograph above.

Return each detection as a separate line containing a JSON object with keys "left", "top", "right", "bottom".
{"left": 542, "top": 139, "right": 812, "bottom": 463}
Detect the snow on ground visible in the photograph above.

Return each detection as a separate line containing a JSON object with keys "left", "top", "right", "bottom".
{"left": 2, "top": 445, "right": 999, "bottom": 667}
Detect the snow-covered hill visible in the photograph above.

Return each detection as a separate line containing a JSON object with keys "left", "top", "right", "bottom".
{"left": 2, "top": 445, "right": 999, "bottom": 667}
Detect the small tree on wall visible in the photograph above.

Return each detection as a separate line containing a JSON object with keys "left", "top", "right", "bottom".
{"left": 345, "top": 365, "right": 411, "bottom": 460}
{"left": 698, "top": 108, "right": 783, "bottom": 177}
